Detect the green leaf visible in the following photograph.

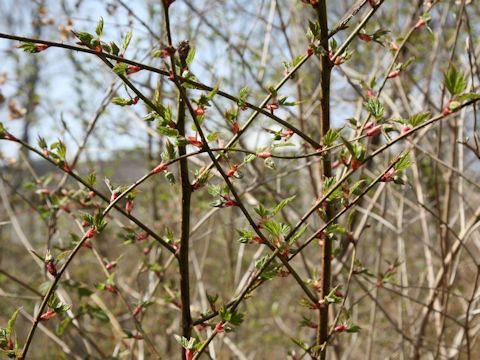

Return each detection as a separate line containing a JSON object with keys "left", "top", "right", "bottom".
{"left": 254, "top": 204, "right": 270, "bottom": 218}
{"left": 237, "top": 229, "right": 254, "bottom": 243}
{"left": 77, "top": 287, "right": 93, "bottom": 298}
{"left": 157, "top": 126, "right": 179, "bottom": 138}
{"left": 95, "top": 17, "right": 103, "bottom": 37}
{"left": 272, "top": 142, "right": 294, "bottom": 149}
{"left": 56, "top": 317, "right": 72, "bottom": 336}
{"left": 457, "top": 93, "right": 480, "bottom": 102}
{"left": 30, "top": 249, "right": 46, "bottom": 263}
{"left": 291, "top": 338, "right": 309, "bottom": 351}
{"left": 393, "top": 152, "right": 413, "bottom": 172}
{"left": 56, "top": 250, "right": 70, "bottom": 262}
{"left": 262, "top": 219, "right": 283, "bottom": 237}
{"left": 58, "top": 304, "right": 71, "bottom": 313}
{"left": 206, "top": 132, "right": 218, "bottom": 142}
{"left": 181, "top": 70, "right": 198, "bottom": 88}
{"left": 186, "top": 46, "right": 195, "bottom": 65}
{"left": 229, "top": 311, "right": 244, "bottom": 326}
{"left": 238, "top": 86, "right": 248, "bottom": 106}
{"left": 89, "top": 306, "right": 109, "bottom": 323}
{"left": 273, "top": 196, "right": 296, "bottom": 216}
{"left": 340, "top": 136, "right": 355, "bottom": 158}
{"left": 444, "top": 65, "right": 466, "bottom": 96}
{"left": 347, "top": 324, "right": 362, "bottom": 333}
{"left": 47, "top": 294, "right": 60, "bottom": 309}
{"left": 74, "top": 32, "right": 94, "bottom": 46}
{"left": 163, "top": 172, "right": 174, "bottom": 185}
{"left": 398, "top": 56, "right": 415, "bottom": 71}
{"left": 7, "top": 309, "right": 21, "bottom": 334}
{"left": 112, "top": 97, "right": 133, "bottom": 106}
{"left": 409, "top": 111, "right": 431, "bottom": 127}
{"left": 0, "top": 122, "right": 7, "bottom": 139}
{"left": 293, "top": 54, "right": 306, "bottom": 66}
{"left": 290, "top": 224, "right": 309, "bottom": 244}
{"left": 85, "top": 172, "right": 96, "bottom": 186}
{"left": 327, "top": 224, "right": 347, "bottom": 234}
{"left": 18, "top": 42, "right": 40, "bottom": 53}
{"left": 51, "top": 141, "right": 67, "bottom": 158}
{"left": 365, "top": 97, "right": 384, "bottom": 120}
{"left": 264, "top": 157, "right": 276, "bottom": 170}
{"left": 110, "top": 41, "right": 120, "bottom": 55}
{"left": 207, "top": 82, "right": 220, "bottom": 100}
{"left": 347, "top": 209, "right": 357, "bottom": 225}
{"left": 325, "top": 287, "right": 343, "bottom": 304}
{"left": 449, "top": 101, "right": 461, "bottom": 112}
{"left": 112, "top": 63, "right": 128, "bottom": 75}
{"left": 174, "top": 335, "right": 196, "bottom": 349}
{"left": 308, "top": 20, "right": 321, "bottom": 40}
{"left": 323, "top": 127, "right": 343, "bottom": 146}
{"left": 277, "top": 95, "right": 301, "bottom": 106}
{"left": 101, "top": 43, "right": 111, "bottom": 53}
{"left": 350, "top": 180, "right": 365, "bottom": 195}
{"left": 243, "top": 154, "right": 256, "bottom": 163}
{"left": 122, "top": 29, "right": 133, "bottom": 50}
{"left": 207, "top": 185, "right": 222, "bottom": 197}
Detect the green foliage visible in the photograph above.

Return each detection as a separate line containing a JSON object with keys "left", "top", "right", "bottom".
{"left": 341, "top": 137, "right": 365, "bottom": 161}
{"left": 47, "top": 294, "right": 71, "bottom": 313}
{"left": 237, "top": 86, "right": 248, "bottom": 107}
{"left": 255, "top": 256, "right": 278, "bottom": 280}
{"left": 264, "top": 157, "right": 276, "bottom": 170}
{"left": 74, "top": 31, "right": 94, "bottom": 46}
{"left": 186, "top": 46, "right": 195, "bottom": 65}
{"left": 112, "top": 62, "right": 128, "bottom": 75}
{"left": 457, "top": 93, "right": 480, "bottom": 101}
{"left": 237, "top": 229, "right": 254, "bottom": 243}
{"left": 409, "top": 111, "right": 431, "bottom": 127}
{"left": 393, "top": 152, "right": 413, "bottom": 172}
{"left": 112, "top": 97, "right": 134, "bottom": 106}
{"left": 272, "top": 195, "right": 296, "bottom": 216}
{"left": 122, "top": 29, "right": 133, "bottom": 51}
{"left": 444, "top": 65, "right": 466, "bottom": 96}
{"left": 219, "top": 308, "right": 244, "bottom": 326}
{"left": 18, "top": 42, "right": 40, "bottom": 53}
{"left": 365, "top": 97, "right": 384, "bottom": 120}
{"left": 323, "top": 127, "right": 343, "bottom": 146}
{"left": 290, "top": 224, "right": 309, "bottom": 245}
{"left": 174, "top": 335, "right": 196, "bottom": 349}
{"left": 95, "top": 18, "right": 103, "bottom": 37}
{"left": 157, "top": 126, "right": 179, "bottom": 138}
{"left": 262, "top": 219, "right": 290, "bottom": 238}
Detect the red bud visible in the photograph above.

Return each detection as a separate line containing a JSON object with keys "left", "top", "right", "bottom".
{"left": 334, "top": 325, "right": 346, "bottom": 332}
{"left": 257, "top": 151, "right": 272, "bottom": 159}
{"left": 153, "top": 163, "right": 167, "bottom": 173}
{"left": 40, "top": 310, "right": 56, "bottom": 321}
{"left": 366, "top": 124, "right": 382, "bottom": 136}
{"left": 125, "top": 201, "right": 133, "bottom": 214}
{"left": 85, "top": 228, "right": 97, "bottom": 238}
{"left": 214, "top": 322, "right": 225, "bottom": 333}
{"left": 133, "top": 305, "right": 143, "bottom": 316}
{"left": 105, "top": 285, "right": 116, "bottom": 293}
{"left": 414, "top": 18, "right": 426, "bottom": 29}
{"left": 387, "top": 70, "right": 400, "bottom": 78}
{"left": 358, "top": 33, "right": 371, "bottom": 42}
{"left": 46, "top": 261, "right": 57, "bottom": 276}
{"left": 185, "top": 349, "right": 194, "bottom": 360}
{"left": 351, "top": 158, "right": 362, "bottom": 171}
{"left": 126, "top": 65, "right": 142, "bottom": 74}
